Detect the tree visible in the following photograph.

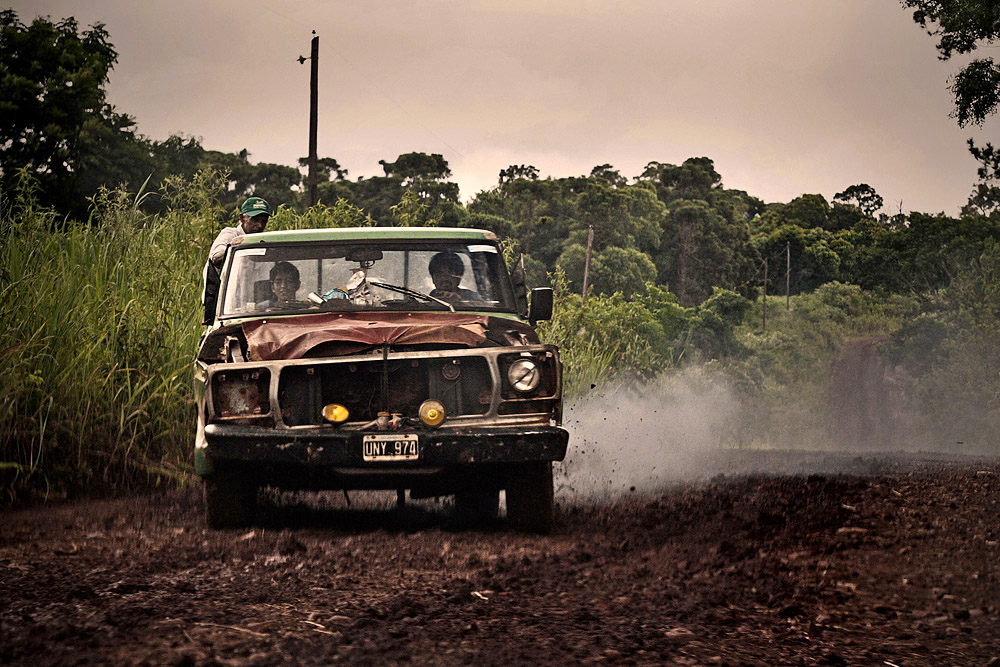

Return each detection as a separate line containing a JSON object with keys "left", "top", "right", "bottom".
{"left": 751, "top": 224, "right": 852, "bottom": 294}
{"left": 590, "top": 246, "right": 657, "bottom": 296}
{"left": 589, "top": 164, "right": 627, "bottom": 187}
{"left": 74, "top": 108, "right": 157, "bottom": 208}
{"left": 658, "top": 199, "right": 754, "bottom": 305}
{"left": 299, "top": 156, "right": 347, "bottom": 182}
{"left": 570, "top": 180, "right": 664, "bottom": 255}
{"left": 0, "top": 11, "right": 121, "bottom": 214}
{"left": 902, "top": 0, "right": 1000, "bottom": 127}
{"left": 639, "top": 157, "right": 722, "bottom": 203}
{"left": 498, "top": 164, "right": 539, "bottom": 184}
{"left": 328, "top": 152, "right": 461, "bottom": 225}
{"left": 756, "top": 194, "right": 837, "bottom": 231}
{"left": 834, "top": 183, "right": 884, "bottom": 219}
{"left": 379, "top": 152, "right": 451, "bottom": 182}
{"left": 555, "top": 243, "right": 588, "bottom": 291}
{"left": 963, "top": 139, "right": 1000, "bottom": 216}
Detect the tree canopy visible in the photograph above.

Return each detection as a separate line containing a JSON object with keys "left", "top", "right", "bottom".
{"left": 903, "top": 0, "right": 1000, "bottom": 127}
{"left": 4, "top": 8, "right": 1000, "bottom": 315}
{"left": 0, "top": 11, "right": 120, "bottom": 215}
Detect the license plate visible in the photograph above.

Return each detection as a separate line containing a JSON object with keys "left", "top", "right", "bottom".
{"left": 362, "top": 434, "right": 419, "bottom": 462}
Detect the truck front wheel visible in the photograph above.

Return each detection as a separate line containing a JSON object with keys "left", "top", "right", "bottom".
{"left": 505, "top": 462, "right": 554, "bottom": 533}
{"left": 205, "top": 474, "right": 257, "bottom": 529}
{"left": 455, "top": 488, "right": 500, "bottom": 526}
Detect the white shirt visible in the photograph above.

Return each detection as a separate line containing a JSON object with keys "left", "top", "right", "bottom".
{"left": 209, "top": 223, "right": 248, "bottom": 265}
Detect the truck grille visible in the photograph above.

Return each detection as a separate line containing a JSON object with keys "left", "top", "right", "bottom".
{"left": 278, "top": 356, "right": 492, "bottom": 426}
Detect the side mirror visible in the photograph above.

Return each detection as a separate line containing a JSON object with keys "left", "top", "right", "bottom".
{"left": 528, "top": 287, "right": 553, "bottom": 324}
{"left": 510, "top": 255, "right": 529, "bottom": 317}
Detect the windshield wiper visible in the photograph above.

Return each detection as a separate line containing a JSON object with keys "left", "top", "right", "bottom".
{"left": 368, "top": 280, "right": 455, "bottom": 312}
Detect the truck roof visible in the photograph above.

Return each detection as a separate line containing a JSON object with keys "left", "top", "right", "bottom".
{"left": 241, "top": 227, "right": 499, "bottom": 244}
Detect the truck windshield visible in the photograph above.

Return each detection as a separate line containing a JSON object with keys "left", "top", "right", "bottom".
{"left": 219, "top": 241, "right": 517, "bottom": 318}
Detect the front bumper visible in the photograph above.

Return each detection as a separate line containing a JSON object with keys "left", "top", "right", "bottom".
{"left": 198, "top": 423, "right": 568, "bottom": 475}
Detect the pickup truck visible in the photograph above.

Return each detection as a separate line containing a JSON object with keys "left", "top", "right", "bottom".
{"left": 195, "top": 227, "right": 568, "bottom": 531}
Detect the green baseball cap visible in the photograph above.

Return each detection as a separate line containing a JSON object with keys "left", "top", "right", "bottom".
{"left": 240, "top": 197, "right": 271, "bottom": 217}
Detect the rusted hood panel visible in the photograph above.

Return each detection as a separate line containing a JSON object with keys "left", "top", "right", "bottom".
{"left": 242, "top": 312, "right": 490, "bottom": 360}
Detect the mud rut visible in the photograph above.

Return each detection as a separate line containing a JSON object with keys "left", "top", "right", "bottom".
{"left": 2, "top": 457, "right": 999, "bottom": 666}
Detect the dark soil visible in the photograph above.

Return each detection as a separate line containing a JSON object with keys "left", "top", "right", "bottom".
{"left": 2, "top": 456, "right": 999, "bottom": 666}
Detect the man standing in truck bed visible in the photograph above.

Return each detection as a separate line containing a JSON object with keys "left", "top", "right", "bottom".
{"left": 202, "top": 197, "right": 271, "bottom": 323}
{"left": 209, "top": 197, "right": 271, "bottom": 264}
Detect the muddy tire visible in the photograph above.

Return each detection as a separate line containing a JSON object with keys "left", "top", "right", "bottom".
{"left": 455, "top": 488, "right": 500, "bottom": 526}
{"left": 505, "top": 461, "right": 554, "bottom": 533}
{"left": 204, "top": 475, "right": 257, "bottom": 529}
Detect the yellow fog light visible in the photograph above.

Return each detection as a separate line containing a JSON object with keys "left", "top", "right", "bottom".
{"left": 419, "top": 399, "right": 446, "bottom": 427}
{"left": 322, "top": 403, "right": 350, "bottom": 423}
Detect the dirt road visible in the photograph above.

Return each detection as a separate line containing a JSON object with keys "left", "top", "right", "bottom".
{"left": 2, "top": 455, "right": 999, "bottom": 666}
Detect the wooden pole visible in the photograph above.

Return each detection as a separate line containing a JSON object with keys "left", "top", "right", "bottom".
{"left": 581, "top": 223, "right": 594, "bottom": 304}
{"left": 762, "top": 258, "right": 768, "bottom": 330}
{"left": 307, "top": 33, "right": 319, "bottom": 208}
{"left": 786, "top": 241, "right": 791, "bottom": 312}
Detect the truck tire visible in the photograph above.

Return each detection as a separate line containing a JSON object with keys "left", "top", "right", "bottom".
{"left": 455, "top": 488, "right": 500, "bottom": 526}
{"left": 505, "top": 461, "right": 554, "bottom": 534}
{"left": 205, "top": 475, "right": 257, "bottom": 529}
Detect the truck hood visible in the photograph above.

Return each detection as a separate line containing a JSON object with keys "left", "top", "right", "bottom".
{"left": 242, "top": 311, "right": 490, "bottom": 360}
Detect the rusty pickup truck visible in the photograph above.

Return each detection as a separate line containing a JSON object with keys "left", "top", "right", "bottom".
{"left": 196, "top": 227, "right": 567, "bottom": 531}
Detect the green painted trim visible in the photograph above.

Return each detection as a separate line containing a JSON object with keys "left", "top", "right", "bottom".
{"left": 243, "top": 227, "right": 496, "bottom": 244}
{"left": 216, "top": 309, "right": 525, "bottom": 324}
{"left": 216, "top": 311, "right": 526, "bottom": 325}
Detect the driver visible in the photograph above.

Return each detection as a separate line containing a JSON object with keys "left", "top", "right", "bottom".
{"left": 428, "top": 251, "right": 479, "bottom": 303}
{"left": 268, "top": 261, "right": 304, "bottom": 307}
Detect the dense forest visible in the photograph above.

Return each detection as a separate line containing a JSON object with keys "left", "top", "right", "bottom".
{"left": 2, "top": 5, "right": 999, "bottom": 501}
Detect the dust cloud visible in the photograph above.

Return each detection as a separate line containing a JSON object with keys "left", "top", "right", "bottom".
{"left": 555, "top": 351, "right": 999, "bottom": 504}
{"left": 556, "top": 367, "right": 743, "bottom": 502}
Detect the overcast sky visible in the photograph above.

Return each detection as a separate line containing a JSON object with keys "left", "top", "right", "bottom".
{"left": 9, "top": 0, "right": 999, "bottom": 214}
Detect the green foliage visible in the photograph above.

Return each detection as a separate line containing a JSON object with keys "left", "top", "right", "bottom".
{"left": 886, "top": 240, "right": 1000, "bottom": 449}
{"left": 379, "top": 152, "right": 451, "bottom": 181}
{"left": 7, "top": 8, "right": 1000, "bottom": 474}
{"left": 833, "top": 183, "right": 883, "bottom": 219}
{"left": 950, "top": 58, "right": 1000, "bottom": 128}
{"left": 658, "top": 198, "right": 755, "bottom": 305}
{"left": 299, "top": 156, "right": 348, "bottom": 182}
{"left": 589, "top": 164, "right": 627, "bottom": 187}
{"left": 0, "top": 168, "right": 387, "bottom": 502}
{"left": 0, "top": 171, "right": 219, "bottom": 501}
{"left": 640, "top": 157, "right": 722, "bottom": 203}
{"left": 498, "top": 164, "right": 539, "bottom": 184}
{"left": 0, "top": 11, "right": 120, "bottom": 216}
{"left": 537, "top": 273, "right": 693, "bottom": 395}
{"left": 758, "top": 194, "right": 832, "bottom": 230}
{"left": 589, "top": 246, "right": 658, "bottom": 296}
{"left": 964, "top": 139, "right": 1000, "bottom": 216}
{"left": 903, "top": 0, "right": 1000, "bottom": 127}
{"left": 688, "top": 288, "right": 753, "bottom": 359}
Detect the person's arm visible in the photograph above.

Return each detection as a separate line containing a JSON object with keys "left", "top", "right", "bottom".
{"left": 209, "top": 227, "right": 239, "bottom": 265}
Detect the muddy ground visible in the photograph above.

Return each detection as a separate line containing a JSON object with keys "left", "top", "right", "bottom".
{"left": 2, "top": 455, "right": 999, "bottom": 666}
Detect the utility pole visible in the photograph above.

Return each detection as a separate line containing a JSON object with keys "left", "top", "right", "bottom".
{"left": 762, "top": 258, "right": 768, "bottom": 331}
{"left": 298, "top": 32, "right": 319, "bottom": 208}
{"left": 786, "top": 241, "right": 791, "bottom": 312}
{"left": 308, "top": 33, "right": 319, "bottom": 208}
{"left": 581, "top": 224, "right": 594, "bottom": 304}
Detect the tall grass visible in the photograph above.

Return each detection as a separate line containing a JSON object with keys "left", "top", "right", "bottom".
{"left": 0, "top": 171, "right": 374, "bottom": 502}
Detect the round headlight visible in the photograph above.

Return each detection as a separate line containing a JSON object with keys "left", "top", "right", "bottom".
{"left": 322, "top": 403, "right": 350, "bottom": 423}
{"left": 419, "top": 399, "right": 446, "bottom": 427}
{"left": 507, "top": 358, "right": 540, "bottom": 392}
